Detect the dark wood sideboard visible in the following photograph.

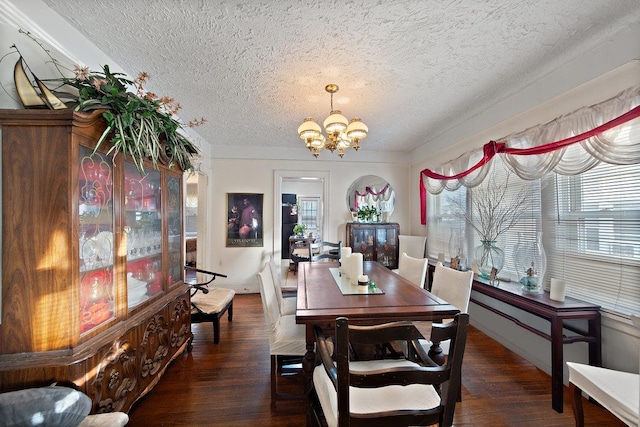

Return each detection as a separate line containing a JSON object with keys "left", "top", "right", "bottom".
{"left": 427, "top": 263, "right": 601, "bottom": 414}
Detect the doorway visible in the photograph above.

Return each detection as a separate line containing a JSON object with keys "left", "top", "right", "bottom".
{"left": 185, "top": 171, "right": 208, "bottom": 282}
{"left": 273, "top": 170, "right": 329, "bottom": 269}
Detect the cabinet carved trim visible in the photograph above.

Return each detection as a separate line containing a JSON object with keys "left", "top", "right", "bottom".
{"left": 92, "top": 339, "right": 137, "bottom": 413}
{"left": 140, "top": 314, "right": 170, "bottom": 378}
{"left": 170, "top": 298, "right": 192, "bottom": 349}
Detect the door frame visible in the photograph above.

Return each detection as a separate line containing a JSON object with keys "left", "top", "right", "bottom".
{"left": 273, "top": 170, "right": 330, "bottom": 266}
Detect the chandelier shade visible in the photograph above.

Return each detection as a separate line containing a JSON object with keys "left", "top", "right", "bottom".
{"left": 298, "top": 84, "right": 368, "bottom": 158}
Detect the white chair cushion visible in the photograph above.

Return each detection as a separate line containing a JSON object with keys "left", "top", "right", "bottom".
{"left": 431, "top": 263, "right": 473, "bottom": 314}
{"left": 281, "top": 296, "right": 296, "bottom": 316}
{"left": 78, "top": 412, "right": 129, "bottom": 427}
{"left": 397, "top": 253, "right": 428, "bottom": 288}
{"left": 567, "top": 361, "right": 639, "bottom": 426}
{"left": 313, "top": 359, "right": 441, "bottom": 427}
{"left": 398, "top": 235, "right": 427, "bottom": 260}
{"left": 191, "top": 287, "right": 235, "bottom": 314}
{"left": 269, "top": 314, "right": 307, "bottom": 356}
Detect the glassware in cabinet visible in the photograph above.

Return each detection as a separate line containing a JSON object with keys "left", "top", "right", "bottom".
{"left": 166, "top": 175, "right": 183, "bottom": 287}
{"left": 78, "top": 146, "right": 115, "bottom": 333}
{"left": 124, "top": 161, "right": 163, "bottom": 309}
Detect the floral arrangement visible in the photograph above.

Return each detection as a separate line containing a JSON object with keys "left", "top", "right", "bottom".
{"left": 14, "top": 30, "right": 205, "bottom": 173}
{"left": 357, "top": 205, "right": 380, "bottom": 222}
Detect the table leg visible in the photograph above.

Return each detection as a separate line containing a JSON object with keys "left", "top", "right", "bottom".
{"left": 550, "top": 316, "right": 564, "bottom": 413}
{"left": 588, "top": 313, "right": 602, "bottom": 367}
{"left": 302, "top": 325, "right": 316, "bottom": 393}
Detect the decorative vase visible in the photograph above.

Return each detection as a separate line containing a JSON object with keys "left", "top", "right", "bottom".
{"left": 448, "top": 228, "right": 466, "bottom": 270}
{"left": 514, "top": 232, "right": 547, "bottom": 294}
{"left": 473, "top": 240, "right": 505, "bottom": 280}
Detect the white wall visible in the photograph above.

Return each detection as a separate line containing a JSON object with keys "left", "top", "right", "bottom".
{"left": 201, "top": 158, "right": 410, "bottom": 293}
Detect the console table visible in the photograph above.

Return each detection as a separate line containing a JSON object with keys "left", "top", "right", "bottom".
{"left": 469, "top": 278, "right": 601, "bottom": 414}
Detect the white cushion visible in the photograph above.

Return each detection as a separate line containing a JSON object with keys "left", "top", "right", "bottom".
{"left": 268, "top": 314, "right": 307, "bottom": 356}
{"left": 567, "top": 361, "right": 639, "bottom": 426}
{"left": 0, "top": 386, "right": 91, "bottom": 427}
{"left": 281, "top": 295, "right": 296, "bottom": 316}
{"left": 191, "top": 287, "right": 235, "bottom": 314}
{"left": 431, "top": 263, "right": 473, "bottom": 315}
{"left": 78, "top": 412, "right": 129, "bottom": 427}
{"left": 313, "top": 359, "right": 441, "bottom": 427}
{"left": 398, "top": 235, "right": 427, "bottom": 260}
{"left": 397, "top": 253, "right": 428, "bottom": 288}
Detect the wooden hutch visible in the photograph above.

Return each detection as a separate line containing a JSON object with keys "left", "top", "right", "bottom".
{"left": 0, "top": 109, "right": 192, "bottom": 413}
{"left": 346, "top": 222, "right": 400, "bottom": 269}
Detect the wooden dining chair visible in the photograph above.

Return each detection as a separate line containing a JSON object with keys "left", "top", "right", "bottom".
{"left": 311, "top": 240, "right": 342, "bottom": 262}
{"left": 309, "top": 313, "right": 470, "bottom": 427}
{"left": 257, "top": 264, "right": 307, "bottom": 409}
{"left": 292, "top": 241, "right": 342, "bottom": 272}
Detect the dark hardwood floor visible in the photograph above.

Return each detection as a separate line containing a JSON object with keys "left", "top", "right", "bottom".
{"left": 126, "top": 293, "right": 624, "bottom": 427}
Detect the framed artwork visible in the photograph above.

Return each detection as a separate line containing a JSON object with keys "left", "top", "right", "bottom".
{"left": 226, "top": 193, "right": 263, "bottom": 247}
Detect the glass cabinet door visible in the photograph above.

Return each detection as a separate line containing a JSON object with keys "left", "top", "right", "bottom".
{"left": 376, "top": 227, "right": 397, "bottom": 268}
{"left": 79, "top": 147, "right": 115, "bottom": 333}
{"left": 352, "top": 226, "right": 376, "bottom": 261}
{"left": 166, "top": 175, "right": 183, "bottom": 286}
{"left": 125, "top": 162, "right": 162, "bottom": 309}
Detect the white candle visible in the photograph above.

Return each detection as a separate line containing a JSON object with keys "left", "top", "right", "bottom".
{"left": 358, "top": 274, "right": 368, "bottom": 285}
{"left": 550, "top": 278, "right": 566, "bottom": 302}
{"left": 350, "top": 253, "right": 363, "bottom": 285}
{"left": 339, "top": 247, "right": 352, "bottom": 274}
{"left": 343, "top": 253, "right": 351, "bottom": 278}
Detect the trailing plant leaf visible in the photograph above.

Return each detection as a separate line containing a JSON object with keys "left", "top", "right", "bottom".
{"left": 16, "top": 29, "right": 205, "bottom": 173}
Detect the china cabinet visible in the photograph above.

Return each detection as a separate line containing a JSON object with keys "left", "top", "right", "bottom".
{"left": 345, "top": 222, "right": 400, "bottom": 269}
{"left": 0, "top": 109, "right": 192, "bottom": 413}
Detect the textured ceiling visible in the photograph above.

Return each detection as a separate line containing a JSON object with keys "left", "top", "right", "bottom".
{"left": 37, "top": 0, "right": 640, "bottom": 161}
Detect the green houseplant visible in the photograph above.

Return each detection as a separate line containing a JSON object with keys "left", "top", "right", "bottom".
{"left": 293, "top": 223, "right": 307, "bottom": 236}
{"left": 13, "top": 30, "right": 204, "bottom": 173}
{"left": 357, "top": 205, "right": 380, "bottom": 222}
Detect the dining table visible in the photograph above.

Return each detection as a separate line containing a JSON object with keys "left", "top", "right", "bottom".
{"left": 295, "top": 260, "right": 460, "bottom": 376}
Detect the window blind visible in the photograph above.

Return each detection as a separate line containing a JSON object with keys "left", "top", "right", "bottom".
{"left": 427, "top": 158, "right": 541, "bottom": 280}
{"left": 544, "top": 161, "right": 640, "bottom": 315}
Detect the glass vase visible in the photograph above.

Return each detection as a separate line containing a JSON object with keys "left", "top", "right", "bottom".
{"left": 514, "top": 232, "right": 547, "bottom": 294}
{"left": 474, "top": 240, "right": 505, "bottom": 280}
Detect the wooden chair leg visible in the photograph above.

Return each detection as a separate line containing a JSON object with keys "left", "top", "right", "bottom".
{"left": 213, "top": 318, "right": 220, "bottom": 344}
{"left": 271, "top": 355, "right": 277, "bottom": 410}
{"left": 227, "top": 302, "right": 233, "bottom": 321}
{"left": 570, "top": 383, "right": 585, "bottom": 427}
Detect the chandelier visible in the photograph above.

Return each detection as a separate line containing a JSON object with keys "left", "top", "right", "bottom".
{"left": 298, "top": 84, "right": 368, "bottom": 158}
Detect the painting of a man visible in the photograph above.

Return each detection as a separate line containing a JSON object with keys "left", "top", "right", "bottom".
{"left": 227, "top": 193, "right": 263, "bottom": 247}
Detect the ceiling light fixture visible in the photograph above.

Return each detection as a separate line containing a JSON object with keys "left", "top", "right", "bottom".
{"left": 298, "top": 84, "right": 368, "bottom": 158}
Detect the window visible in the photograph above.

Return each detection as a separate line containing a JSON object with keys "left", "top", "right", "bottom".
{"left": 428, "top": 155, "right": 640, "bottom": 316}
{"left": 298, "top": 196, "right": 321, "bottom": 234}
{"left": 427, "top": 186, "right": 467, "bottom": 261}
{"left": 545, "top": 162, "right": 640, "bottom": 315}
{"left": 427, "top": 158, "right": 541, "bottom": 279}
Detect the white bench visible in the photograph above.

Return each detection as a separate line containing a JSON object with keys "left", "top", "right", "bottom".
{"left": 567, "top": 315, "right": 640, "bottom": 427}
